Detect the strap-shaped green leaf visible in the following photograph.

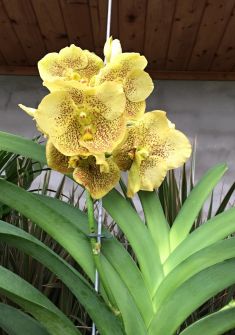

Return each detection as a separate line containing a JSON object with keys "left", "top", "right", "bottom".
{"left": 180, "top": 301, "right": 235, "bottom": 335}
{"left": 0, "top": 180, "right": 147, "bottom": 332}
{"left": 154, "top": 238, "right": 235, "bottom": 310}
{"left": 0, "top": 303, "right": 49, "bottom": 335}
{"left": 139, "top": 190, "right": 170, "bottom": 262}
{"left": 148, "top": 259, "right": 235, "bottom": 335}
{"left": 100, "top": 257, "right": 148, "bottom": 335}
{"left": 170, "top": 164, "right": 227, "bottom": 250}
{"left": 103, "top": 189, "right": 163, "bottom": 296}
{"left": 0, "top": 179, "right": 95, "bottom": 279}
{"left": 165, "top": 207, "right": 235, "bottom": 272}
{"left": 0, "top": 220, "right": 124, "bottom": 335}
{"left": 0, "top": 131, "right": 46, "bottom": 164}
{"left": 0, "top": 266, "right": 80, "bottom": 335}
{"left": 36, "top": 194, "right": 153, "bottom": 326}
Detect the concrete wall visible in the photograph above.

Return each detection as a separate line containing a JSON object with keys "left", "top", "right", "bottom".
{"left": 0, "top": 75, "right": 234, "bottom": 205}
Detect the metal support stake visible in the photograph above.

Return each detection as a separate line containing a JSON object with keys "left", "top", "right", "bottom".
{"left": 92, "top": 1, "right": 112, "bottom": 334}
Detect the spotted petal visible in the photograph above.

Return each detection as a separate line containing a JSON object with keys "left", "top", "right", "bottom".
{"left": 73, "top": 156, "right": 120, "bottom": 199}
{"left": 19, "top": 82, "right": 127, "bottom": 157}
{"left": 127, "top": 155, "right": 168, "bottom": 197}
{"left": 38, "top": 44, "right": 103, "bottom": 85}
{"left": 123, "top": 69, "right": 154, "bottom": 103}
{"left": 46, "top": 140, "right": 73, "bottom": 174}
{"left": 95, "top": 52, "right": 152, "bottom": 120}
{"left": 45, "top": 80, "right": 127, "bottom": 154}
{"left": 114, "top": 110, "right": 191, "bottom": 197}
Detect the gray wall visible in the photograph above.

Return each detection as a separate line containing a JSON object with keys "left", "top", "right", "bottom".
{"left": 0, "top": 75, "right": 234, "bottom": 205}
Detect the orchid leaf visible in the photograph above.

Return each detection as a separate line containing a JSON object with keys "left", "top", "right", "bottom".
{"left": 170, "top": 164, "right": 227, "bottom": 250}
{"left": 0, "top": 131, "right": 46, "bottom": 164}
{"left": 0, "top": 266, "right": 81, "bottom": 335}
{"left": 0, "top": 220, "right": 123, "bottom": 335}
{"left": 154, "top": 238, "right": 235, "bottom": 310}
{"left": 180, "top": 301, "right": 235, "bottom": 335}
{"left": 149, "top": 259, "right": 235, "bottom": 335}
{"left": 139, "top": 190, "right": 170, "bottom": 262}
{"left": 165, "top": 206, "right": 235, "bottom": 272}
{"left": 0, "top": 303, "right": 49, "bottom": 335}
{"left": 36, "top": 194, "right": 153, "bottom": 326}
{"left": 103, "top": 188, "right": 163, "bottom": 296}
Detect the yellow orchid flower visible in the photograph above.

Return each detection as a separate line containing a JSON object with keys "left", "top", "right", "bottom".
{"left": 73, "top": 156, "right": 120, "bottom": 199}
{"left": 113, "top": 111, "right": 192, "bottom": 197}
{"left": 94, "top": 52, "right": 154, "bottom": 120}
{"left": 46, "top": 141, "right": 120, "bottom": 199}
{"left": 19, "top": 81, "right": 126, "bottom": 160}
{"left": 38, "top": 44, "right": 104, "bottom": 86}
{"left": 46, "top": 140, "right": 73, "bottom": 174}
{"left": 104, "top": 37, "right": 122, "bottom": 63}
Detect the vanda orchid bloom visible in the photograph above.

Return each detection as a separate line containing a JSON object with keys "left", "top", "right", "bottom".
{"left": 94, "top": 39, "right": 154, "bottom": 120}
{"left": 38, "top": 44, "right": 104, "bottom": 86}
{"left": 19, "top": 38, "right": 191, "bottom": 199}
{"left": 19, "top": 81, "right": 126, "bottom": 159}
{"left": 113, "top": 111, "right": 192, "bottom": 197}
{"left": 46, "top": 141, "right": 120, "bottom": 199}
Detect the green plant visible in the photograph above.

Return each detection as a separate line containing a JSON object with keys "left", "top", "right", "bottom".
{"left": 0, "top": 130, "right": 235, "bottom": 335}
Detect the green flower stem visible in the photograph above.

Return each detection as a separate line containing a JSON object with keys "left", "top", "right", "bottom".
{"left": 86, "top": 191, "right": 117, "bottom": 308}
{"left": 86, "top": 190, "right": 100, "bottom": 256}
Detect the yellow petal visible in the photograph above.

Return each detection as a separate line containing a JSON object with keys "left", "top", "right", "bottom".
{"left": 95, "top": 81, "right": 126, "bottom": 120}
{"left": 44, "top": 79, "right": 85, "bottom": 93}
{"left": 36, "top": 91, "right": 80, "bottom": 137}
{"left": 162, "top": 129, "right": 192, "bottom": 169}
{"left": 79, "top": 50, "right": 104, "bottom": 83}
{"left": 125, "top": 99, "right": 146, "bottom": 120}
{"left": 79, "top": 108, "right": 126, "bottom": 155}
{"left": 38, "top": 46, "right": 87, "bottom": 82}
{"left": 112, "top": 127, "right": 137, "bottom": 171}
{"left": 127, "top": 155, "right": 167, "bottom": 197}
{"left": 50, "top": 122, "right": 90, "bottom": 156}
{"left": 104, "top": 37, "right": 113, "bottom": 63}
{"left": 95, "top": 53, "right": 148, "bottom": 86}
{"left": 18, "top": 104, "right": 36, "bottom": 117}
{"left": 124, "top": 69, "right": 154, "bottom": 103}
{"left": 46, "top": 140, "right": 73, "bottom": 174}
{"left": 36, "top": 91, "right": 89, "bottom": 156}
{"left": 104, "top": 37, "right": 122, "bottom": 63}
{"left": 112, "top": 53, "right": 148, "bottom": 71}
{"left": 38, "top": 44, "right": 103, "bottom": 85}
{"left": 135, "top": 111, "right": 191, "bottom": 168}
{"left": 59, "top": 44, "right": 88, "bottom": 69}
{"left": 73, "top": 157, "right": 120, "bottom": 199}
{"left": 135, "top": 111, "right": 170, "bottom": 149}
{"left": 41, "top": 81, "right": 127, "bottom": 155}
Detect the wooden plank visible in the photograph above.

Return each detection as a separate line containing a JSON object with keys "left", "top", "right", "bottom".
{"left": 144, "top": 0, "right": 176, "bottom": 69}
{"left": 89, "top": 0, "right": 119, "bottom": 57}
{"left": 188, "top": 0, "right": 235, "bottom": 71}
{"left": 3, "top": 0, "right": 46, "bottom": 65}
{"left": 166, "top": 0, "right": 206, "bottom": 70}
{"left": 89, "top": 0, "right": 107, "bottom": 56}
{"left": 67, "top": 0, "right": 88, "bottom": 3}
{"left": 32, "top": 0, "right": 69, "bottom": 53}
{"left": 119, "top": 0, "right": 147, "bottom": 52}
{"left": 110, "top": 0, "right": 119, "bottom": 39}
{"left": 148, "top": 69, "right": 235, "bottom": 80}
{"left": 0, "top": 65, "right": 38, "bottom": 75}
{"left": 210, "top": 5, "right": 235, "bottom": 71}
{"left": 60, "top": 0, "right": 94, "bottom": 51}
{"left": 0, "top": 51, "right": 6, "bottom": 65}
{"left": 0, "top": 0, "right": 27, "bottom": 65}
{"left": 1, "top": 65, "right": 235, "bottom": 81}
